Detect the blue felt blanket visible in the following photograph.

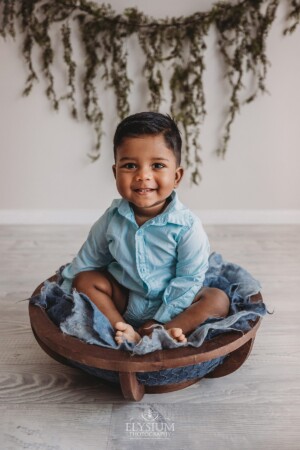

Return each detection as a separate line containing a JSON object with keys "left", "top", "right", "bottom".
{"left": 30, "top": 253, "right": 268, "bottom": 355}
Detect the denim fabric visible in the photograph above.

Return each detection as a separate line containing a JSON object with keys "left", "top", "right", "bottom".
{"left": 68, "top": 355, "right": 226, "bottom": 386}
{"left": 59, "top": 191, "right": 210, "bottom": 324}
{"left": 30, "top": 252, "right": 268, "bottom": 356}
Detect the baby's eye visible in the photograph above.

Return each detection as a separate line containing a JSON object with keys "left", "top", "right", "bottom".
{"left": 122, "top": 163, "right": 137, "bottom": 169}
{"left": 152, "top": 163, "right": 165, "bottom": 169}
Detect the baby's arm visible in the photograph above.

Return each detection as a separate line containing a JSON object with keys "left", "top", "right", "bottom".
{"left": 60, "top": 209, "right": 114, "bottom": 293}
{"left": 136, "top": 218, "right": 209, "bottom": 342}
{"left": 152, "top": 217, "right": 210, "bottom": 325}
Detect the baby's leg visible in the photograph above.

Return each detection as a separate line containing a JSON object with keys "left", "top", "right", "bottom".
{"left": 73, "top": 271, "right": 141, "bottom": 344}
{"left": 164, "top": 287, "right": 230, "bottom": 339}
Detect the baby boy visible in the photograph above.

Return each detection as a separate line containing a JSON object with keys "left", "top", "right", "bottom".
{"left": 60, "top": 112, "right": 230, "bottom": 344}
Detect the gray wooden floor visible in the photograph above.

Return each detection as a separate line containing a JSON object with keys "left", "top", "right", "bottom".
{"left": 1, "top": 225, "right": 299, "bottom": 450}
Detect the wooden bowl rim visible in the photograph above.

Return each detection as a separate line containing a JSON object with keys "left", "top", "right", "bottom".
{"left": 29, "top": 275, "right": 262, "bottom": 372}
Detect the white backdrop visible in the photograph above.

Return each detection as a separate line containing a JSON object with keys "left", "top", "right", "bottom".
{"left": 0, "top": 0, "right": 299, "bottom": 223}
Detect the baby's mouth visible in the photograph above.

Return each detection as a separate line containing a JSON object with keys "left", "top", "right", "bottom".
{"left": 134, "top": 188, "right": 155, "bottom": 193}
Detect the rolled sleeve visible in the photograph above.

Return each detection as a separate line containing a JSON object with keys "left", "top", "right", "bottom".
{"left": 153, "top": 218, "right": 210, "bottom": 324}
{"left": 60, "top": 208, "right": 114, "bottom": 293}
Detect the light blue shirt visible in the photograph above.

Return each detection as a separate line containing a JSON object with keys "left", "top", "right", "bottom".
{"left": 61, "top": 191, "right": 210, "bottom": 327}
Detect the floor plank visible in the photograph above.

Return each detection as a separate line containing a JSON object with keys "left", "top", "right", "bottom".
{"left": 1, "top": 404, "right": 112, "bottom": 450}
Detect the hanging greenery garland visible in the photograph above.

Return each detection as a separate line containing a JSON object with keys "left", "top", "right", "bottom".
{"left": 0, "top": 0, "right": 299, "bottom": 183}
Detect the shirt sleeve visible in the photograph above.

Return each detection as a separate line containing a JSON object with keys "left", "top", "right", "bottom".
{"left": 60, "top": 208, "right": 114, "bottom": 293}
{"left": 153, "top": 217, "right": 210, "bottom": 324}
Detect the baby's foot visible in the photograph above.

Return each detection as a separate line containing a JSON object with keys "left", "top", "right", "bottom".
{"left": 114, "top": 321, "right": 142, "bottom": 345}
{"left": 166, "top": 327, "right": 187, "bottom": 343}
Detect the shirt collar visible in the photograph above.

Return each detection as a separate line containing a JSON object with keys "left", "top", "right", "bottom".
{"left": 117, "top": 191, "right": 188, "bottom": 226}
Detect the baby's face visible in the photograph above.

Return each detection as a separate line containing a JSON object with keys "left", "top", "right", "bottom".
{"left": 113, "top": 134, "right": 183, "bottom": 220}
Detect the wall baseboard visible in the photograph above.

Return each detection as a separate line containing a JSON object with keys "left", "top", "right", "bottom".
{"left": 0, "top": 209, "right": 300, "bottom": 224}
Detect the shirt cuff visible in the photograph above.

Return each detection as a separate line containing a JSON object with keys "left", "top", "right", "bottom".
{"left": 153, "top": 285, "right": 202, "bottom": 323}
{"left": 153, "top": 303, "right": 180, "bottom": 323}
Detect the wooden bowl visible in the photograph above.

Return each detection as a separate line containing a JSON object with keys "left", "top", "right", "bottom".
{"left": 29, "top": 275, "right": 262, "bottom": 401}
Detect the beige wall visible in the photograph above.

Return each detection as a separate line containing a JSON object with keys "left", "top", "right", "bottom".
{"left": 0, "top": 1, "right": 299, "bottom": 222}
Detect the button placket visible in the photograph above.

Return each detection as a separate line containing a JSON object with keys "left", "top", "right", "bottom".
{"left": 135, "top": 229, "right": 148, "bottom": 280}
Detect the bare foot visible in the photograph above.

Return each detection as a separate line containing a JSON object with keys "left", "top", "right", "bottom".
{"left": 166, "top": 327, "right": 187, "bottom": 343}
{"left": 115, "top": 321, "right": 142, "bottom": 345}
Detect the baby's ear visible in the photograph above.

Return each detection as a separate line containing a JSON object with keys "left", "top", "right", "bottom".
{"left": 112, "top": 165, "right": 116, "bottom": 179}
{"left": 174, "top": 166, "right": 184, "bottom": 187}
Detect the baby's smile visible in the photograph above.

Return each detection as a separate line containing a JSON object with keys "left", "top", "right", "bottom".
{"left": 133, "top": 187, "right": 156, "bottom": 194}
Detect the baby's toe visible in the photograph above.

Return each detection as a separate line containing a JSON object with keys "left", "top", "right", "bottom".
{"left": 167, "top": 328, "right": 187, "bottom": 343}
{"left": 171, "top": 328, "right": 183, "bottom": 338}
{"left": 115, "top": 321, "right": 127, "bottom": 331}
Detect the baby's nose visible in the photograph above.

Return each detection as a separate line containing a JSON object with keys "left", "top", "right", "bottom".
{"left": 136, "top": 168, "right": 152, "bottom": 181}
